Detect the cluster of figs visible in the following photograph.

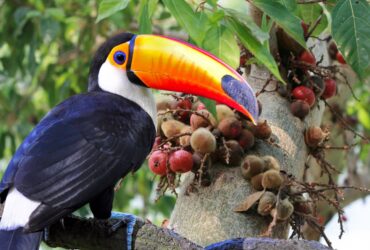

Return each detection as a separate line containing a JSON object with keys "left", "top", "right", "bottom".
{"left": 236, "top": 155, "right": 312, "bottom": 221}
{"left": 148, "top": 94, "right": 270, "bottom": 182}
{"left": 287, "top": 49, "right": 338, "bottom": 120}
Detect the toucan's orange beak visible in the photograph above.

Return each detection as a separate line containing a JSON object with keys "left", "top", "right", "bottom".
{"left": 126, "top": 34, "right": 258, "bottom": 124}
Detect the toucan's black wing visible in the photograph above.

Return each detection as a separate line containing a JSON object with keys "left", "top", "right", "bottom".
{"left": 0, "top": 92, "right": 155, "bottom": 231}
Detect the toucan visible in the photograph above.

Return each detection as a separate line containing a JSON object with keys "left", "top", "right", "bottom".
{"left": 0, "top": 32, "right": 258, "bottom": 250}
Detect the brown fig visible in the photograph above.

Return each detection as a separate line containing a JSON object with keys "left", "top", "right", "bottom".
{"left": 305, "top": 126, "right": 327, "bottom": 148}
{"left": 216, "top": 104, "right": 235, "bottom": 121}
{"left": 251, "top": 173, "right": 264, "bottom": 191}
{"left": 262, "top": 155, "right": 280, "bottom": 171}
{"left": 290, "top": 100, "right": 310, "bottom": 119}
{"left": 161, "top": 120, "right": 186, "bottom": 138}
{"left": 217, "top": 117, "right": 242, "bottom": 139}
{"left": 254, "top": 120, "right": 272, "bottom": 140}
{"left": 276, "top": 198, "right": 294, "bottom": 220}
{"left": 156, "top": 96, "right": 175, "bottom": 111}
{"left": 190, "top": 128, "right": 217, "bottom": 154}
{"left": 240, "top": 155, "right": 264, "bottom": 180}
{"left": 217, "top": 140, "right": 244, "bottom": 166}
{"left": 257, "top": 192, "right": 277, "bottom": 216}
{"left": 156, "top": 113, "right": 174, "bottom": 136}
{"left": 237, "top": 129, "right": 255, "bottom": 150}
{"left": 190, "top": 109, "right": 216, "bottom": 130}
{"left": 179, "top": 126, "right": 192, "bottom": 147}
{"left": 262, "top": 170, "right": 283, "bottom": 190}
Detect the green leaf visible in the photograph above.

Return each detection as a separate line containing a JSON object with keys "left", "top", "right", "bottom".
{"left": 207, "top": 0, "right": 218, "bottom": 7}
{"left": 147, "top": 0, "right": 159, "bottom": 16}
{"left": 198, "top": 97, "right": 217, "bottom": 119}
{"left": 296, "top": 3, "right": 328, "bottom": 36}
{"left": 358, "top": 106, "right": 370, "bottom": 130}
{"left": 252, "top": 0, "right": 306, "bottom": 48}
{"left": 202, "top": 24, "right": 240, "bottom": 69}
{"left": 162, "top": 0, "right": 209, "bottom": 45}
{"left": 332, "top": 0, "right": 370, "bottom": 79}
{"left": 222, "top": 8, "right": 269, "bottom": 43}
{"left": 96, "top": 0, "right": 129, "bottom": 23}
{"left": 227, "top": 18, "right": 285, "bottom": 83}
{"left": 14, "top": 7, "right": 41, "bottom": 37}
{"left": 207, "top": 9, "right": 225, "bottom": 24}
{"left": 277, "top": 0, "right": 297, "bottom": 12}
{"left": 45, "top": 8, "right": 65, "bottom": 21}
{"left": 138, "top": 0, "right": 151, "bottom": 34}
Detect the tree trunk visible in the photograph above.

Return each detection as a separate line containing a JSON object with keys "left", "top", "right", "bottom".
{"left": 169, "top": 64, "right": 325, "bottom": 246}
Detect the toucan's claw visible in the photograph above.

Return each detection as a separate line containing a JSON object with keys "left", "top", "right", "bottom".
{"left": 110, "top": 212, "right": 137, "bottom": 250}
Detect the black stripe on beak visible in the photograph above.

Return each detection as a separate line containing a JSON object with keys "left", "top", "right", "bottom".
{"left": 126, "top": 35, "right": 147, "bottom": 88}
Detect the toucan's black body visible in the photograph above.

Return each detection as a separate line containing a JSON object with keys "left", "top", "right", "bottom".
{"left": 0, "top": 91, "right": 156, "bottom": 231}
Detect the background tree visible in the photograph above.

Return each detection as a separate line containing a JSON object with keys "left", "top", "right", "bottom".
{"left": 0, "top": 0, "right": 369, "bottom": 249}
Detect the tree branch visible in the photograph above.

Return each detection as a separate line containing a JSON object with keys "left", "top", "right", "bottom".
{"left": 0, "top": 204, "right": 331, "bottom": 249}
{"left": 44, "top": 215, "right": 202, "bottom": 250}
{"left": 44, "top": 215, "right": 331, "bottom": 250}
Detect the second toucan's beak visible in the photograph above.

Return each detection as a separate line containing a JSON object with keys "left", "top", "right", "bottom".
{"left": 126, "top": 35, "right": 258, "bottom": 124}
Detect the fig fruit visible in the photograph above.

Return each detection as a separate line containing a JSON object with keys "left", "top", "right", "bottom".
{"left": 169, "top": 149, "right": 193, "bottom": 173}
{"left": 149, "top": 151, "right": 168, "bottom": 176}
{"left": 262, "top": 170, "right": 283, "bottom": 190}
{"left": 240, "top": 155, "right": 264, "bottom": 180}
{"left": 258, "top": 192, "right": 277, "bottom": 216}
{"left": 190, "top": 128, "right": 217, "bottom": 154}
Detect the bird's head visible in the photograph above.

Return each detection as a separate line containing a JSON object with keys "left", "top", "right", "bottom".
{"left": 88, "top": 32, "right": 258, "bottom": 124}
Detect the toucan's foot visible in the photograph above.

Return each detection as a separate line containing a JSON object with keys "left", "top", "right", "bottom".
{"left": 110, "top": 212, "right": 137, "bottom": 250}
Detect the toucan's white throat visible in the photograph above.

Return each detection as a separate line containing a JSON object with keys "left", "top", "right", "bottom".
{"left": 98, "top": 61, "right": 157, "bottom": 126}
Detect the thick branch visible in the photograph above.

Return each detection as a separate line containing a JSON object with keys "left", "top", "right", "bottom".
{"left": 1, "top": 195, "right": 330, "bottom": 249}
{"left": 44, "top": 215, "right": 202, "bottom": 250}
{"left": 42, "top": 214, "right": 330, "bottom": 250}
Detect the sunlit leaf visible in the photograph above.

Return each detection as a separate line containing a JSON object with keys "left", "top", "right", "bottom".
{"left": 222, "top": 8, "right": 269, "bottom": 43}
{"left": 332, "top": 0, "right": 370, "bottom": 79}
{"left": 202, "top": 24, "right": 240, "bottom": 69}
{"left": 296, "top": 3, "right": 328, "bottom": 36}
{"left": 277, "top": 0, "right": 297, "bottom": 12}
{"left": 162, "top": 0, "right": 209, "bottom": 45}
{"left": 96, "top": 0, "right": 129, "bottom": 23}
{"left": 252, "top": 0, "right": 306, "bottom": 48}
{"left": 227, "top": 18, "right": 285, "bottom": 83}
{"left": 358, "top": 107, "right": 370, "bottom": 130}
{"left": 138, "top": 0, "right": 151, "bottom": 34}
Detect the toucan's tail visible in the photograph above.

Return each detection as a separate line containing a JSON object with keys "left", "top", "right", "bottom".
{"left": 0, "top": 228, "right": 42, "bottom": 250}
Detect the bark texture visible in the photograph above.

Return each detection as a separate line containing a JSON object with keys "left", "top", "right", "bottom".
{"left": 169, "top": 65, "right": 325, "bottom": 246}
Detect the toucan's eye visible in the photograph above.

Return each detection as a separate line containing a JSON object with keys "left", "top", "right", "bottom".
{"left": 113, "top": 51, "right": 126, "bottom": 65}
